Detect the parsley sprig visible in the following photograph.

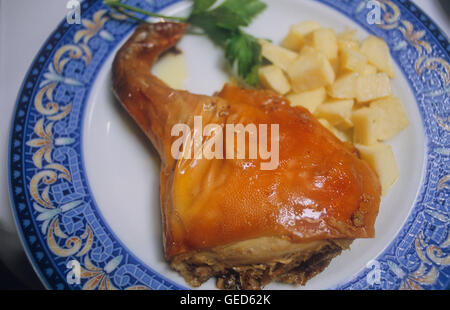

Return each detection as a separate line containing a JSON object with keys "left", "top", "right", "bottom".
{"left": 104, "top": 0, "right": 267, "bottom": 86}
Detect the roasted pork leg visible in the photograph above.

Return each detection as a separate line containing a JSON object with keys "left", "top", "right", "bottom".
{"left": 112, "top": 22, "right": 381, "bottom": 289}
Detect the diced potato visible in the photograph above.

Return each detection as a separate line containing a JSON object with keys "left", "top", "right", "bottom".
{"left": 337, "top": 29, "right": 357, "bottom": 40}
{"left": 338, "top": 38, "right": 359, "bottom": 52}
{"left": 330, "top": 58, "right": 340, "bottom": 76}
{"left": 299, "top": 45, "right": 316, "bottom": 56}
{"left": 300, "top": 43, "right": 339, "bottom": 80}
{"left": 352, "top": 97, "right": 409, "bottom": 144}
{"left": 335, "top": 118, "right": 354, "bottom": 131}
{"left": 259, "top": 65, "right": 291, "bottom": 95}
{"left": 287, "top": 52, "right": 335, "bottom": 92}
{"left": 370, "top": 97, "right": 409, "bottom": 140}
{"left": 258, "top": 24, "right": 408, "bottom": 196}
{"left": 306, "top": 28, "right": 338, "bottom": 60}
{"left": 340, "top": 47, "right": 367, "bottom": 74}
{"left": 318, "top": 118, "right": 351, "bottom": 142}
{"left": 361, "top": 64, "right": 378, "bottom": 75}
{"left": 355, "top": 143, "right": 399, "bottom": 195}
{"left": 281, "top": 21, "right": 322, "bottom": 51}
{"left": 327, "top": 72, "right": 358, "bottom": 99}
{"left": 315, "top": 99, "right": 354, "bottom": 126}
{"left": 318, "top": 118, "right": 332, "bottom": 129}
{"left": 259, "top": 40, "right": 298, "bottom": 72}
{"left": 360, "top": 35, "right": 395, "bottom": 78}
{"left": 355, "top": 73, "right": 392, "bottom": 102}
{"left": 287, "top": 87, "right": 326, "bottom": 113}
{"left": 351, "top": 107, "right": 381, "bottom": 145}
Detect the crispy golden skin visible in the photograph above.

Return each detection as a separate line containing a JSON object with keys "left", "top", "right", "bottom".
{"left": 112, "top": 22, "right": 381, "bottom": 288}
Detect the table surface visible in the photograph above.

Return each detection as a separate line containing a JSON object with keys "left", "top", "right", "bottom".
{"left": 0, "top": 0, "right": 449, "bottom": 289}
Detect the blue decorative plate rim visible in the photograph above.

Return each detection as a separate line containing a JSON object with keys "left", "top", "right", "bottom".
{"left": 8, "top": 0, "right": 450, "bottom": 290}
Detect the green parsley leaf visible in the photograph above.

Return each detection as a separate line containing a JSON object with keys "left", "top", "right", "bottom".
{"left": 191, "top": 7, "right": 247, "bottom": 31}
{"left": 187, "top": 13, "right": 232, "bottom": 46}
{"left": 189, "top": 0, "right": 267, "bottom": 31}
{"left": 218, "top": 0, "right": 267, "bottom": 26}
{"left": 225, "top": 32, "right": 262, "bottom": 86}
{"left": 191, "top": 0, "right": 217, "bottom": 14}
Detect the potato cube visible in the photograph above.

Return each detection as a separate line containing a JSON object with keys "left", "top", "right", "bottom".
{"left": 318, "top": 118, "right": 332, "bottom": 129}
{"left": 259, "top": 40, "right": 298, "bottom": 72}
{"left": 287, "top": 87, "right": 326, "bottom": 113}
{"left": 318, "top": 119, "right": 351, "bottom": 142}
{"left": 330, "top": 57, "right": 340, "bottom": 76}
{"left": 351, "top": 107, "right": 381, "bottom": 145}
{"left": 306, "top": 28, "right": 338, "bottom": 60}
{"left": 355, "top": 143, "right": 399, "bottom": 195}
{"left": 327, "top": 72, "right": 358, "bottom": 99}
{"left": 259, "top": 65, "right": 291, "bottom": 95}
{"left": 370, "top": 97, "right": 409, "bottom": 140}
{"left": 338, "top": 38, "right": 359, "bottom": 52}
{"left": 335, "top": 118, "right": 354, "bottom": 131}
{"left": 340, "top": 47, "right": 367, "bottom": 74}
{"left": 281, "top": 21, "right": 322, "bottom": 51}
{"left": 299, "top": 45, "right": 316, "bottom": 56}
{"left": 360, "top": 35, "right": 395, "bottom": 78}
{"left": 315, "top": 99, "right": 354, "bottom": 126}
{"left": 355, "top": 73, "right": 392, "bottom": 102}
{"left": 361, "top": 64, "right": 378, "bottom": 75}
{"left": 287, "top": 52, "right": 335, "bottom": 92}
{"left": 299, "top": 45, "right": 340, "bottom": 73}
{"left": 337, "top": 29, "right": 357, "bottom": 40}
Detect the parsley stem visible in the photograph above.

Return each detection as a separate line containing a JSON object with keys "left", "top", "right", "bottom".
{"left": 104, "top": 0, "right": 188, "bottom": 22}
{"left": 110, "top": 7, "right": 151, "bottom": 24}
